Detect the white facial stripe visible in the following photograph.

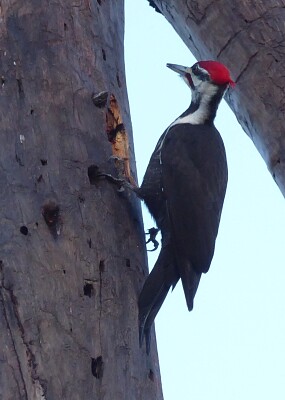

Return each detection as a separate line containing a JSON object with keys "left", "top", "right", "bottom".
{"left": 171, "top": 81, "right": 219, "bottom": 125}
{"left": 156, "top": 79, "right": 219, "bottom": 163}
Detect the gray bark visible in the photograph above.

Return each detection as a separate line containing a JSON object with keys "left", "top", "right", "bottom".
{"left": 0, "top": 1, "right": 163, "bottom": 399}
{"left": 149, "top": 0, "right": 285, "bottom": 196}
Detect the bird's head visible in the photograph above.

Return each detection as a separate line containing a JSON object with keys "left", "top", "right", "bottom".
{"left": 167, "top": 60, "right": 235, "bottom": 124}
{"left": 167, "top": 60, "right": 235, "bottom": 95}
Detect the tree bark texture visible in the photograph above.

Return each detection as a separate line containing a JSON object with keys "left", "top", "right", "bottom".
{"left": 149, "top": 0, "right": 285, "bottom": 197}
{"left": 0, "top": 1, "right": 163, "bottom": 399}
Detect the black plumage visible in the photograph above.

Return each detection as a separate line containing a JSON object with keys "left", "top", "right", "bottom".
{"left": 137, "top": 61, "right": 233, "bottom": 353}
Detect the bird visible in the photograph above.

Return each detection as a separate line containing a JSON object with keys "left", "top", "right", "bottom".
{"left": 137, "top": 60, "right": 235, "bottom": 354}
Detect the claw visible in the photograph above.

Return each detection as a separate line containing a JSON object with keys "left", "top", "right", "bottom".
{"left": 145, "top": 227, "right": 159, "bottom": 251}
{"left": 96, "top": 172, "right": 125, "bottom": 187}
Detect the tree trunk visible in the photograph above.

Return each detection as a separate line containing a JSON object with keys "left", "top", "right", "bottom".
{"left": 0, "top": 1, "right": 163, "bottom": 399}
{"left": 149, "top": 0, "right": 285, "bottom": 197}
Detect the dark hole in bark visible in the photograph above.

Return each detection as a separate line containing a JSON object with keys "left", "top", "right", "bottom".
{"left": 102, "top": 48, "right": 106, "bottom": 60}
{"left": 15, "top": 154, "right": 24, "bottom": 166}
{"left": 88, "top": 165, "right": 100, "bottom": 185}
{"left": 91, "top": 356, "right": 104, "bottom": 379}
{"left": 148, "top": 369, "right": 154, "bottom": 381}
{"left": 42, "top": 202, "right": 59, "bottom": 228}
{"left": 99, "top": 260, "right": 105, "bottom": 273}
{"left": 40, "top": 159, "right": 47, "bottom": 166}
{"left": 63, "top": 269, "right": 66, "bottom": 274}
{"left": 84, "top": 282, "right": 94, "bottom": 298}
{"left": 1, "top": 76, "right": 5, "bottom": 87}
{"left": 64, "top": 23, "right": 67, "bottom": 31}
{"left": 116, "top": 73, "right": 121, "bottom": 88}
{"left": 106, "top": 122, "right": 125, "bottom": 143}
{"left": 37, "top": 174, "right": 43, "bottom": 183}
{"left": 20, "top": 226, "right": 28, "bottom": 235}
{"left": 17, "top": 78, "right": 24, "bottom": 96}
{"left": 30, "top": 109, "right": 34, "bottom": 115}
{"left": 87, "top": 238, "right": 92, "bottom": 248}
{"left": 126, "top": 258, "right": 130, "bottom": 268}
{"left": 92, "top": 91, "right": 108, "bottom": 108}
{"left": 42, "top": 204, "right": 59, "bottom": 227}
{"left": 97, "top": 0, "right": 102, "bottom": 5}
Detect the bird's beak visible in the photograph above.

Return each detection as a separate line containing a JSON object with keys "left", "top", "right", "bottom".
{"left": 167, "top": 63, "right": 189, "bottom": 76}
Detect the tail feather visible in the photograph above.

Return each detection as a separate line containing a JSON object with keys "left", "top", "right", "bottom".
{"left": 178, "top": 259, "right": 201, "bottom": 311}
{"left": 138, "top": 246, "right": 178, "bottom": 354}
{"left": 139, "top": 281, "right": 171, "bottom": 354}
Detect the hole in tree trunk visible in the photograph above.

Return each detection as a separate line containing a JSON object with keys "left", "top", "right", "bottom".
{"left": 83, "top": 282, "right": 94, "bottom": 298}
{"left": 42, "top": 202, "right": 61, "bottom": 237}
{"left": 20, "top": 226, "right": 28, "bottom": 235}
{"left": 91, "top": 356, "right": 104, "bottom": 379}
{"left": 148, "top": 369, "right": 155, "bottom": 381}
{"left": 88, "top": 164, "right": 100, "bottom": 184}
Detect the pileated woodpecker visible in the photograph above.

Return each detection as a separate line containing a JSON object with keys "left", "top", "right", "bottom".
{"left": 137, "top": 60, "right": 235, "bottom": 353}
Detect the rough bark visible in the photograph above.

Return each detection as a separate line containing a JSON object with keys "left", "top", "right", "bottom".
{"left": 148, "top": 0, "right": 285, "bottom": 197}
{"left": 0, "top": 1, "right": 163, "bottom": 399}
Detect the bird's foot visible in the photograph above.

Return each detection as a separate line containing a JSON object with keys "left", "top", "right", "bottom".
{"left": 96, "top": 171, "right": 126, "bottom": 192}
{"left": 145, "top": 227, "right": 159, "bottom": 251}
{"left": 96, "top": 169, "right": 139, "bottom": 194}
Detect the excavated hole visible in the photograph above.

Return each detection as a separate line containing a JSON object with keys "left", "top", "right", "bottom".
{"left": 105, "top": 94, "right": 134, "bottom": 183}
{"left": 20, "top": 226, "right": 28, "bottom": 235}
{"left": 91, "top": 356, "right": 104, "bottom": 379}
{"left": 84, "top": 282, "right": 94, "bottom": 298}
{"left": 88, "top": 164, "right": 100, "bottom": 185}
{"left": 148, "top": 369, "right": 155, "bottom": 381}
{"left": 42, "top": 203, "right": 59, "bottom": 228}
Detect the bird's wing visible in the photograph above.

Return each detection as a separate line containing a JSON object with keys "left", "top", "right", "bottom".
{"left": 161, "top": 124, "right": 227, "bottom": 306}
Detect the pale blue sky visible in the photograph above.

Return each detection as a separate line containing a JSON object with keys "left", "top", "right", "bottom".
{"left": 125, "top": 1, "right": 285, "bottom": 399}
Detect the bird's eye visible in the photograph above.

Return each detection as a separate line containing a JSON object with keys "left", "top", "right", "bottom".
{"left": 192, "top": 64, "right": 199, "bottom": 73}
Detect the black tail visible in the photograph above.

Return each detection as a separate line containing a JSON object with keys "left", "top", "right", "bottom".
{"left": 138, "top": 245, "right": 178, "bottom": 354}
{"left": 178, "top": 259, "right": 201, "bottom": 311}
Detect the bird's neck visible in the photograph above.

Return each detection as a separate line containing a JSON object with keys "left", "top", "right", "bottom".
{"left": 172, "top": 84, "right": 227, "bottom": 126}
